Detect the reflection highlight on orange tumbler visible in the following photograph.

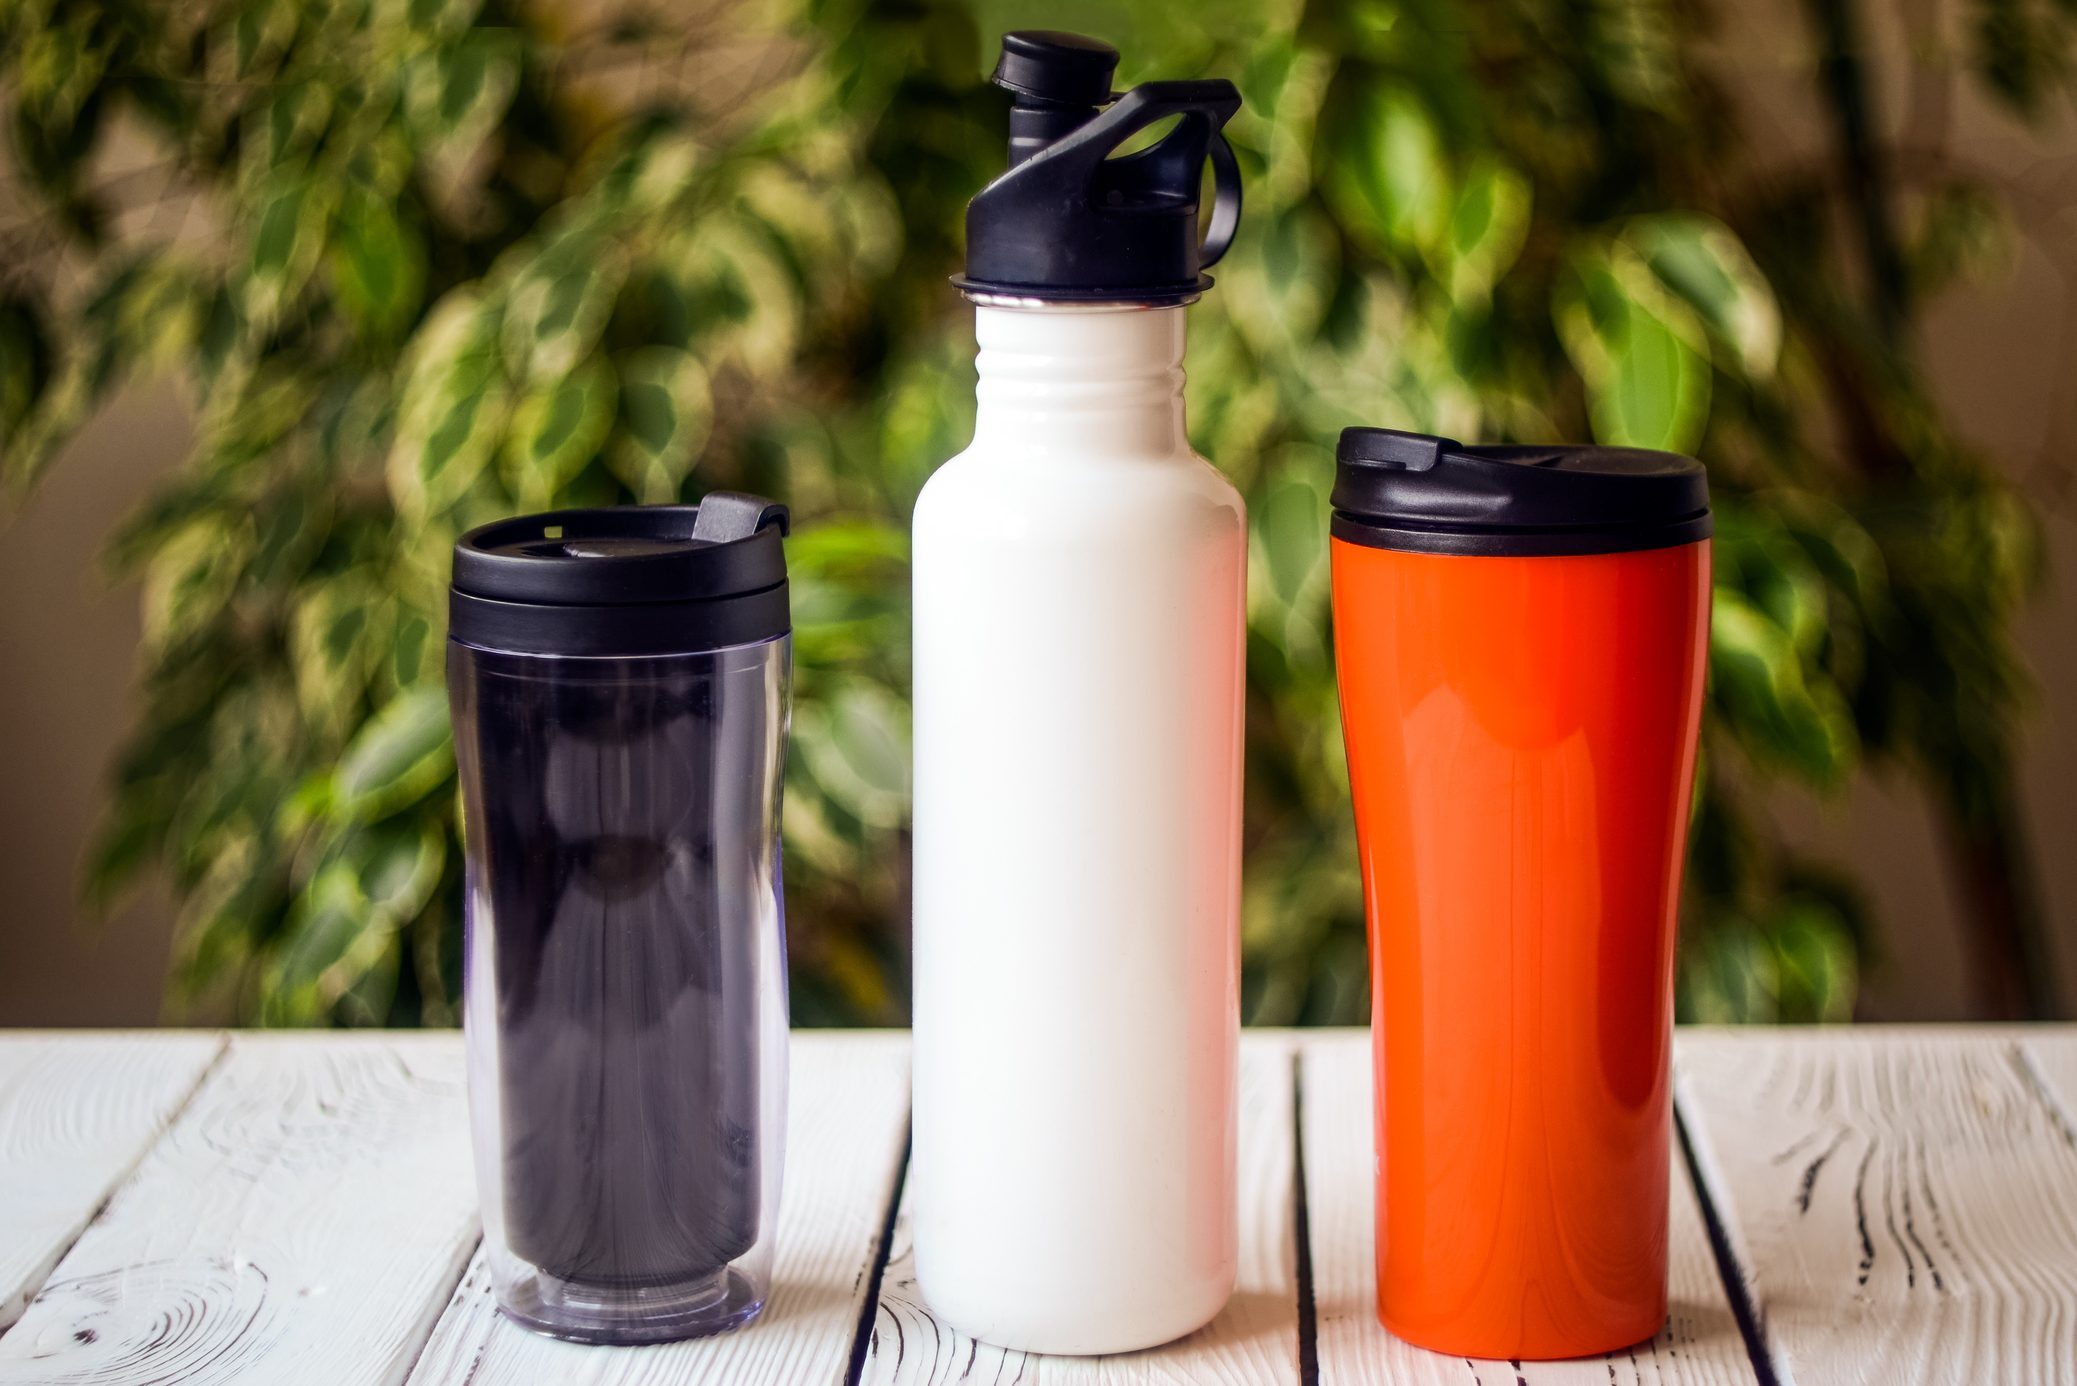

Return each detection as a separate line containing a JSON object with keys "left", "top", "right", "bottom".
{"left": 1331, "top": 538, "right": 1710, "bottom": 1360}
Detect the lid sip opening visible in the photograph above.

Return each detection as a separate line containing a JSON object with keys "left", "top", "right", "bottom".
{"left": 955, "top": 31, "right": 1243, "bottom": 307}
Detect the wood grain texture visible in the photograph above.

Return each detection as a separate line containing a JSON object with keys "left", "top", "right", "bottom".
{"left": 1678, "top": 1027, "right": 2077, "bottom": 1386}
{"left": 863, "top": 1034, "right": 1300, "bottom": 1386}
{"left": 0, "top": 1033, "right": 477, "bottom": 1386}
{"left": 0, "top": 1033, "right": 225, "bottom": 1333}
{"left": 1301, "top": 1032, "right": 1757, "bottom": 1386}
{"left": 7, "top": 1024, "right": 2077, "bottom": 1386}
{"left": 405, "top": 1030, "right": 911, "bottom": 1386}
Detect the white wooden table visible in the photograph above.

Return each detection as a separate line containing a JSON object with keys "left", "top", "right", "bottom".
{"left": 1, "top": 1028, "right": 2073, "bottom": 1384}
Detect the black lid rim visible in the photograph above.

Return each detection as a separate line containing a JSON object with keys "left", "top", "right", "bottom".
{"left": 452, "top": 503, "right": 786, "bottom": 607}
{"left": 1330, "top": 510, "right": 1714, "bottom": 557}
{"left": 448, "top": 584, "right": 791, "bottom": 656}
{"left": 951, "top": 273, "right": 1212, "bottom": 306}
{"left": 1330, "top": 427, "right": 1711, "bottom": 555}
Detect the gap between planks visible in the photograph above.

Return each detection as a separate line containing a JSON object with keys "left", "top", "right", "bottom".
{"left": 1671, "top": 1092, "right": 1782, "bottom": 1386}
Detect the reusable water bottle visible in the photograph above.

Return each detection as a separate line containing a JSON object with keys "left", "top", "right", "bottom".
{"left": 909, "top": 31, "right": 1248, "bottom": 1355}
{"left": 1329, "top": 429, "right": 1712, "bottom": 1359}
{"left": 447, "top": 494, "right": 791, "bottom": 1344}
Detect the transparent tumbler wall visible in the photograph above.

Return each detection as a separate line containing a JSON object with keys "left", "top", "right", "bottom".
{"left": 451, "top": 640, "right": 789, "bottom": 1343}
{"left": 446, "top": 493, "right": 793, "bottom": 1346}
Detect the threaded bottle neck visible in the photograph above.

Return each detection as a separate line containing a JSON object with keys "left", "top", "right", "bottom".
{"left": 971, "top": 303, "right": 1187, "bottom": 455}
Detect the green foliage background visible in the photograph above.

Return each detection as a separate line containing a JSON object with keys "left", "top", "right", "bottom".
{"left": 0, "top": 0, "right": 2059, "bottom": 1025}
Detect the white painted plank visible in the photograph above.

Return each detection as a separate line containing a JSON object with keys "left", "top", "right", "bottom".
{"left": 1678, "top": 1026, "right": 2077, "bottom": 1386}
{"left": 0, "top": 1033, "right": 225, "bottom": 1331}
{"left": 864, "top": 1033, "right": 1299, "bottom": 1385}
{"left": 0, "top": 1033, "right": 477, "bottom": 1386}
{"left": 1302, "top": 1032, "right": 1756, "bottom": 1386}
{"left": 2015, "top": 1028, "right": 2077, "bottom": 1146}
{"left": 407, "top": 1030, "right": 911, "bottom": 1386}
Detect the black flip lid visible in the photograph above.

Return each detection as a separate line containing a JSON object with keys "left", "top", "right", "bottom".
{"left": 450, "top": 493, "right": 790, "bottom": 655}
{"left": 953, "top": 31, "right": 1243, "bottom": 306}
{"left": 1332, "top": 429, "right": 1712, "bottom": 557}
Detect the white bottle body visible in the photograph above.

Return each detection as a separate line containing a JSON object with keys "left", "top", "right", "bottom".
{"left": 909, "top": 303, "right": 1245, "bottom": 1354}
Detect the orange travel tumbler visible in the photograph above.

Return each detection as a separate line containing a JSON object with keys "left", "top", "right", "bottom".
{"left": 1328, "top": 428, "right": 1711, "bottom": 1360}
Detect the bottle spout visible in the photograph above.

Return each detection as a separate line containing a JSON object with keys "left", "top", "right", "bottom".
{"left": 993, "top": 31, "right": 1120, "bottom": 167}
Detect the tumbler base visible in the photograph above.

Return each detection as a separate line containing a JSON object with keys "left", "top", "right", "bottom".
{"left": 1378, "top": 1306, "right": 1666, "bottom": 1362}
{"left": 496, "top": 1266, "right": 764, "bottom": 1345}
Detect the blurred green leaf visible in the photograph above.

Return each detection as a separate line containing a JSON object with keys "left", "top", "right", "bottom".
{"left": 1623, "top": 213, "right": 1781, "bottom": 377}
{"left": 1445, "top": 158, "right": 1532, "bottom": 300}
{"left": 246, "top": 79, "right": 333, "bottom": 176}
{"left": 1251, "top": 455, "right": 1333, "bottom": 669}
{"left": 328, "top": 190, "right": 427, "bottom": 340}
{"left": 678, "top": 216, "right": 801, "bottom": 374}
{"left": 166, "top": 835, "right": 281, "bottom": 1002}
{"left": 141, "top": 518, "right": 252, "bottom": 654}
{"left": 290, "top": 572, "right": 384, "bottom": 743}
{"left": 504, "top": 355, "right": 616, "bottom": 509}
{"left": 389, "top": 609, "right": 438, "bottom": 691}
{"left": 324, "top": 816, "right": 447, "bottom": 925}
{"left": 1555, "top": 241, "right": 1711, "bottom": 452}
{"left": 1331, "top": 84, "right": 1451, "bottom": 256}
{"left": 386, "top": 290, "right": 509, "bottom": 519}
{"left": 606, "top": 346, "right": 711, "bottom": 503}
{"left": 261, "top": 866, "right": 396, "bottom": 1026}
{"left": 503, "top": 236, "right": 627, "bottom": 382}
{"left": 226, "top": 0, "right": 299, "bottom": 78}
{"left": 333, "top": 686, "right": 454, "bottom": 823}
{"left": 796, "top": 679, "right": 910, "bottom": 829}
{"left": 0, "top": 295, "right": 52, "bottom": 454}
{"left": 1710, "top": 590, "right": 1859, "bottom": 784}
{"left": 245, "top": 176, "right": 333, "bottom": 329}
{"left": 403, "top": 25, "right": 520, "bottom": 165}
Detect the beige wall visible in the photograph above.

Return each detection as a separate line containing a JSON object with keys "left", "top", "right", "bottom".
{"left": 2, "top": 9, "right": 2073, "bottom": 1025}
{"left": 0, "top": 384, "right": 186, "bottom": 1025}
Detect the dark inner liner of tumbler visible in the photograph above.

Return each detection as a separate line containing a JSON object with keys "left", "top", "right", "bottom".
{"left": 466, "top": 650, "right": 771, "bottom": 1289}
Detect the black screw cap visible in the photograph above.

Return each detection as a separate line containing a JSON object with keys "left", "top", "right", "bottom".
{"left": 960, "top": 31, "right": 1243, "bottom": 301}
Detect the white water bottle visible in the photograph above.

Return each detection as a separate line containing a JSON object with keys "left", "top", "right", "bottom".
{"left": 909, "top": 31, "right": 1248, "bottom": 1355}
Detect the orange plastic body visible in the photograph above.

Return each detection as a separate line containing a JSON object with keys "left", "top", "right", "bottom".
{"left": 1329, "top": 537, "right": 1710, "bottom": 1360}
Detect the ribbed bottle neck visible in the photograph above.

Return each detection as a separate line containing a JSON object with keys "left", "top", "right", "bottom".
{"left": 970, "top": 304, "right": 1187, "bottom": 455}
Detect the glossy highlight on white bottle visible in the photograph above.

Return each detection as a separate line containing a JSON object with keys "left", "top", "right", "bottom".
{"left": 909, "top": 302, "right": 1246, "bottom": 1354}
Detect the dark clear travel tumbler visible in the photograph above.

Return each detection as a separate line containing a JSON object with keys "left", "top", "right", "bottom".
{"left": 447, "top": 493, "right": 791, "bottom": 1344}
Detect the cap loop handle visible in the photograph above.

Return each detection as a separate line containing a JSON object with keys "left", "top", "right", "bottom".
{"left": 1200, "top": 132, "right": 1242, "bottom": 268}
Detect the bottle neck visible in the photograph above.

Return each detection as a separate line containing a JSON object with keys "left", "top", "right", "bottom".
{"left": 971, "top": 303, "right": 1187, "bottom": 456}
